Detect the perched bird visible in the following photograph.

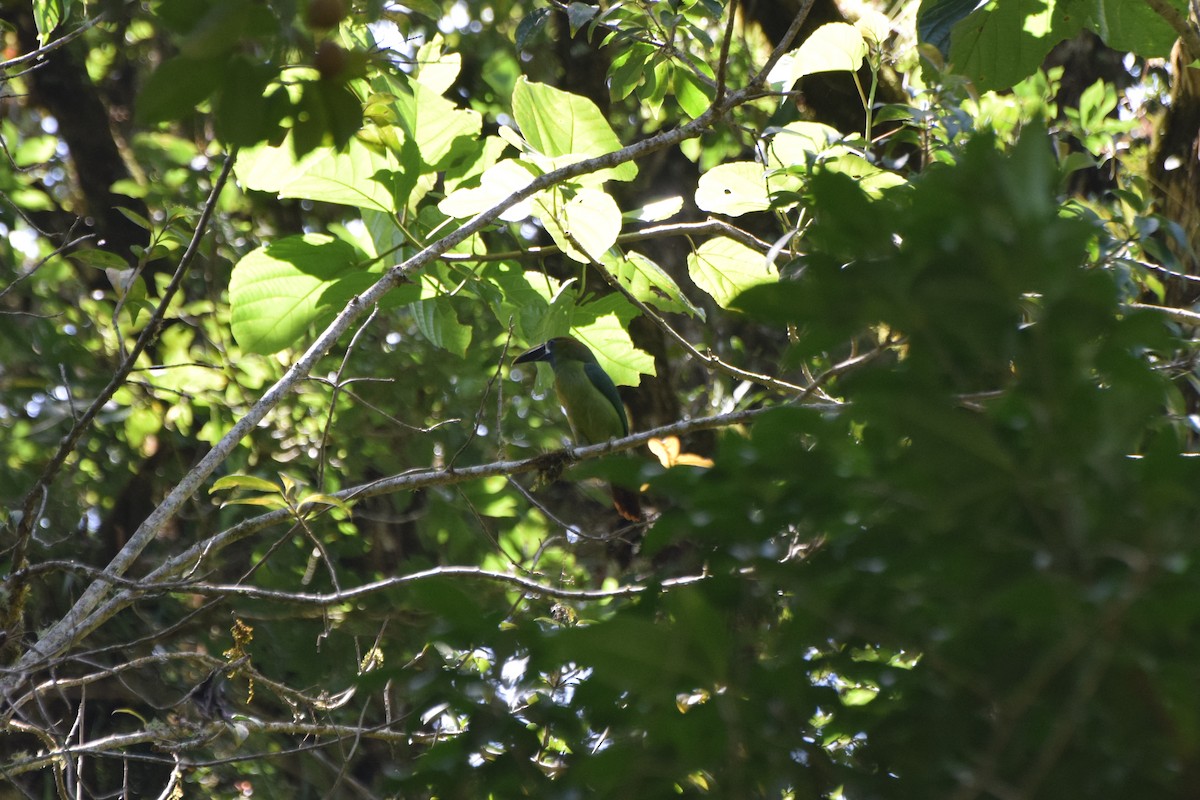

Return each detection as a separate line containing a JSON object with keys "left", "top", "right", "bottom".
{"left": 514, "top": 336, "right": 642, "bottom": 521}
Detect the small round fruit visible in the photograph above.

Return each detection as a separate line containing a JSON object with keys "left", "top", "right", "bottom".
{"left": 306, "top": 0, "right": 346, "bottom": 30}
{"left": 315, "top": 39, "right": 347, "bottom": 80}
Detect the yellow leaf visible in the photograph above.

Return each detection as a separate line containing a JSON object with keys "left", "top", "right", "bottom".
{"left": 648, "top": 436, "right": 713, "bottom": 469}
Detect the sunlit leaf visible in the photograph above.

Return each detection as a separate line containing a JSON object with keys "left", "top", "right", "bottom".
{"left": 769, "top": 22, "right": 868, "bottom": 91}
{"left": 236, "top": 134, "right": 403, "bottom": 212}
{"left": 687, "top": 236, "right": 778, "bottom": 308}
{"left": 229, "top": 234, "right": 373, "bottom": 354}
{"left": 537, "top": 187, "right": 622, "bottom": 263}
{"left": 512, "top": 77, "right": 637, "bottom": 183}
{"left": 572, "top": 313, "right": 655, "bottom": 387}
{"left": 695, "top": 161, "right": 770, "bottom": 216}
{"left": 210, "top": 474, "right": 282, "bottom": 493}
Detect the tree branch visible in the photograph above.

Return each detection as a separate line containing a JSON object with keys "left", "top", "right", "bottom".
{"left": 1144, "top": 0, "right": 1200, "bottom": 59}
{"left": 441, "top": 218, "right": 773, "bottom": 263}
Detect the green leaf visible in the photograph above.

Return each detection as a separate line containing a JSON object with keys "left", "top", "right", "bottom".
{"left": 438, "top": 159, "right": 538, "bottom": 221}
{"left": 609, "top": 43, "right": 654, "bottom": 101}
{"left": 236, "top": 133, "right": 403, "bottom": 213}
{"left": 1087, "top": 0, "right": 1183, "bottom": 57}
{"left": 673, "top": 68, "right": 714, "bottom": 119}
{"left": 214, "top": 56, "right": 280, "bottom": 147}
{"left": 210, "top": 474, "right": 282, "bottom": 494}
{"left": 687, "top": 236, "right": 778, "bottom": 308}
{"left": 293, "top": 80, "right": 364, "bottom": 153}
{"left": 412, "top": 297, "right": 472, "bottom": 357}
{"left": 515, "top": 7, "right": 552, "bottom": 50}
{"left": 537, "top": 187, "right": 623, "bottom": 263}
{"left": 411, "top": 35, "right": 461, "bottom": 95}
{"left": 572, "top": 313, "right": 655, "bottom": 387}
{"left": 71, "top": 249, "right": 130, "bottom": 270}
{"left": 947, "top": 1, "right": 1068, "bottom": 92}
{"left": 768, "top": 121, "right": 843, "bottom": 167}
{"left": 480, "top": 262, "right": 553, "bottom": 341}
{"left": 625, "top": 195, "right": 683, "bottom": 222}
{"left": 917, "top": 0, "right": 980, "bottom": 56}
{"left": 299, "top": 492, "right": 352, "bottom": 512}
{"left": 511, "top": 77, "right": 637, "bottom": 183}
{"left": 770, "top": 22, "right": 867, "bottom": 90}
{"left": 566, "top": 1, "right": 598, "bottom": 36}
{"left": 229, "top": 234, "right": 371, "bottom": 355}
{"left": 608, "top": 251, "right": 704, "bottom": 319}
{"left": 939, "top": 0, "right": 1183, "bottom": 91}
{"left": 695, "top": 161, "right": 771, "bottom": 216}
{"left": 136, "top": 56, "right": 223, "bottom": 125}
{"left": 393, "top": 77, "right": 483, "bottom": 170}
{"left": 32, "top": 0, "right": 64, "bottom": 44}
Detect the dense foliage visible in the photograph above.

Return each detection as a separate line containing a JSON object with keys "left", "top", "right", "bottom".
{"left": 3, "top": 0, "right": 1200, "bottom": 797}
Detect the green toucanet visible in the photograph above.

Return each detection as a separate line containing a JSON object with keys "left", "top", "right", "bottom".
{"left": 514, "top": 336, "right": 642, "bottom": 521}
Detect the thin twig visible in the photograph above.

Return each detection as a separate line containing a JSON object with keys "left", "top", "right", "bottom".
{"left": 442, "top": 218, "right": 772, "bottom": 263}
{"left": 3, "top": 152, "right": 238, "bottom": 654}
{"left": 0, "top": 12, "right": 106, "bottom": 71}
{"left": 715, "top": 0, "right": 739, "bottom": 103}
{"left": 188, "top": 565, "right": 709, "bottom": 605}
{"left": 1126, "top": 301, "right": 1200, "bottom": 325}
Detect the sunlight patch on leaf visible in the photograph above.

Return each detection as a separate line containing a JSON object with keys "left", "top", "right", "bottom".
{"left": 695, "top": 161, "right": 771, "bottom": 216}
{"left": 572, "top": 314, "right": 655, "bottom": 387}
{"left": 512, "top": 77, "right": 638, "bottom": 183}
{"left": 538, "top": 187, "right": 622, "bottom": 263}
{"left": 769, "top": 23, "right": 868, "bottom": 91}
{"left": 687, "top": 237, "right": 779, "bottom": 308}
{"left": 236, "top": 134, "right": 402, "bottom": 212}
{"left": 230, "top": 234, "right": 373, "bottom": 355}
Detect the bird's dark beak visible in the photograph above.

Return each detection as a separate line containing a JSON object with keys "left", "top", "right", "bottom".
{"left": 513, "top": 342, "right": 551, "bottom": 365}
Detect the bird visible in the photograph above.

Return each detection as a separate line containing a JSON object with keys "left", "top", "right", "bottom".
{"left": 513, "top": 336, "right": 643, "bottom": 521}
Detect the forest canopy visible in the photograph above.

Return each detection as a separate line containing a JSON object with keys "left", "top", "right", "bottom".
{"left": 3, "top": 0, "right": 1200, "bottom": 797}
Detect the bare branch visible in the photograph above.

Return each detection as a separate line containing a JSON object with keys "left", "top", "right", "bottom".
{"left": 1126, "top": 301, "right": 1200, "bottom": 325}
{"left": 188, "top": 565, "right": 709, "bottom": 606}
{"left": 441, "top": 218, "right": 773, "bottom": 263}
{"left": 0, "top": 12, "right": 106, "bottom": 72}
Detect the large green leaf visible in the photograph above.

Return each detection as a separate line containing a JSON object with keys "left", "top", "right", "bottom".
{"left": 136, "top": 56, "right": 224, "bottom": 125}
{"left": 214, "top": 56, "right": 282, "bottom": 147}
{"left": 608, "top": 251, "right": 704, "bottom": 319}
{"left": 917, "top": 0, "right": 984, "bottom": 56}
{"left": 511, "top": 77, "right": 637, "bottom": 183}
{"left": 769, "top": 22, "right": 868, "bottom": 91}
{"left": 32, "top": 0, "right": 63, "bottom": 44}
{"left": 572, "top": 313, "right": 655, "bottom": 387}
{"left": 392, "top": 77, "right": 482, "bottom": 170}
{"left": 230, "top": 234, "right": 372, "bottom": 355}
{"left": 536, "top": 187, "right": 622, "bottom": 263}
{"left": 687, "top": 237, "right": 778, "bottom": 308}
{"left": 438, "top": 159, "right": 537, "bottom": 221}
{"left": 236, "top": 133, "right": 403, "bottom": 212}
{"left": 1079, "top": 0, "right": 1184, "bottom": 57}
{"left": 411, "top": 34, "right": 461, "bottom": 95}
{"left": 412, "top": 297, "right": 472, "bottom": 357}
{"left": 767, "top": 121, "right": 843, "bottom": 168}
{"left": 940, "top": 0, "right": 1184, "bottom": 92}
{"left": 695, "top": 161, "right": 771, "bottom": 216}
{"left": 947, "top": 0, "right": 1067, "bottom": 91}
